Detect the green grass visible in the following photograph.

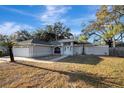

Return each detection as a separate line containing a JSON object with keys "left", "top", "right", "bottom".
{"left": 0, "top": 55, "right": 124, "bottom": 88}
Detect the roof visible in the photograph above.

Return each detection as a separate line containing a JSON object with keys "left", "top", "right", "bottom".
{"left": 18, "top": 39, "right": 51, "bottom": 45}
{"left": 58, "top": 39, "right": 75, "bottom": 42}
{"left": 49, "top": 41, "right": 61, "bottom": 45}
{"left": 18, "top": 39, "right": 61, "bottom": 46}
{"left": 17, "top": 39, "right": 91, "bottom": 46}
{"left": 58, "top": 39, "right": 91, "bottom": 45}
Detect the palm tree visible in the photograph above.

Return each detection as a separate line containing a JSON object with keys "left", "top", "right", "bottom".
{"left": 78, "top": 35, "right": 88, "bottom": 55}
{"left": 0, "top": 35, "right": 16, "bottom": 62}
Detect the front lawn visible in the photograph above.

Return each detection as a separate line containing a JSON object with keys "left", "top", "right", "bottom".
{"left": 0, "top": 55, "right": 124, "bottom": 88}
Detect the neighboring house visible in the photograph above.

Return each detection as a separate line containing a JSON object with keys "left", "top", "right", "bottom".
{"left": 13, "top": 39, "right": 109, "bottom": 57}
{"left": 0, "top": 46, "right": 8, "bottom": 54}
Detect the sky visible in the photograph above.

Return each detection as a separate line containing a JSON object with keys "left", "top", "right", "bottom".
{"left": 0, "top": 5, "right": 100, "bottom": 36}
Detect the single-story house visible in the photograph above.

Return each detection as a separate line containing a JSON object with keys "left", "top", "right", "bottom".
{"left": 13, "top": 39, "right": 109, "bottom": 57}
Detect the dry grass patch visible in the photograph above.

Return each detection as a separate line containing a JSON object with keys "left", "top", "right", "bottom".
{"left": 0, "top": 55, "right": 124, "bottom": 88}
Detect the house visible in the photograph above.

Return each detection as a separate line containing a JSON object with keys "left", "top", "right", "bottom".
{"left": 13, "top": 39, "right": 109, "bottom": 57}
{"left": 13, "top": 39, "right": 88, "bottom": 57}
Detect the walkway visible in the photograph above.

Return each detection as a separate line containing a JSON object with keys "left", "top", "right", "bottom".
{"left": 50, "top": 55, "right": 68, "bottom": 62}
{"left": 0, "top": 55, "right": 69, "bottom": 63}
{"left": 0, "top": 57, "right": 54, "bottom": 63}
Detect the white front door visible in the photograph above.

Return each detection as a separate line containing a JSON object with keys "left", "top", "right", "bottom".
{"left": 63, "top": 46, "right": 72, "bottom": 55}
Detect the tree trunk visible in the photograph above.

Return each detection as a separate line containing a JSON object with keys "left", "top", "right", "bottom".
{"left": 105, "top": 39, "right": 113, "bottom": 47}
{"left": 82, "top": 44, "right": 85, "bottom": 55}
{"left": 8, "top": 46, "right": 15, "bottom": 62}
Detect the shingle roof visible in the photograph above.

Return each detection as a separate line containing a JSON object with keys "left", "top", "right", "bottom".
{"left": 17, "top": 39, "right": 90, "bottom": 46}
{"left": 18, "top": 39, "right": 61, "bottom": 45}
{"left": 59, "top": 39, "right": 75, "bottom": 42}
{"left": 49, "top": 41, "right": 61, "bottom": 45}
{"left": 18, "top": 39, "right": 50, "bottom": 45}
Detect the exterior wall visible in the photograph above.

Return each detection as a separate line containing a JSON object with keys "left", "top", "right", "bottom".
{"left": 60, "top": 43, "right": 64, "bottom": 55}
{"left": 13, "top": 47, "right": 30, "bottom": 57}
{"left": 85, "top": 46, "right": 109, "bottom": 55}
{"left": 13, "top": 45, "right": 53, "bottom": 57}
{"left": 13, "top": 43, "right": 109, "bottom": 57}
{"left": 32, "top": 45, "right": 53, "bottom": 57}
{"left": 74, "top": 46, "right": 83, "bottom": 55}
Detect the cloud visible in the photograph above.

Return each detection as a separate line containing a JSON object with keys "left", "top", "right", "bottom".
{"left": 71, "top": 14, "right": 96, "bottom": 24}
{"left": 40, "top": 5, "right": 71, "bottom": 25}
{"left": 62, "top": 13, "right": 96, "bottom": 31}
{"left": 68, "top": 6, "right": 99, "bottom": 26}
{"left": 0, "top": 22, "right": 34, "bottom": 35}
{"left": 0, "top": 6, "right": 37, "bottom": 18}
{"left": 65, "top": 14, "right": 97, "bottom": 35}
{"left": 86, "top": 5, "right": 100, "bottom": 11}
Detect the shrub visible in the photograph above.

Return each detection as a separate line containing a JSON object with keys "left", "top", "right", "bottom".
{"left": 0, "top": 51, "right": 3, "bottom": 57}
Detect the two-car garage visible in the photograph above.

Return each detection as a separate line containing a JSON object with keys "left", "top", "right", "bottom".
{"left": 13, "top": 45, "right": 53, "bottom": 57}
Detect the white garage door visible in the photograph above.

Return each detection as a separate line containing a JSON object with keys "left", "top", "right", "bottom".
{"left": 13, "top": 47, "right": 30, "bottom": 57}
{"left": 33, "top": 46, "right": 53, "bottom": 57}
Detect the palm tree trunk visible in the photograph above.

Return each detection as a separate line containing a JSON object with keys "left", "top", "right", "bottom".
{"left": 9, "top": 46, "right": 15, "bottom": 62}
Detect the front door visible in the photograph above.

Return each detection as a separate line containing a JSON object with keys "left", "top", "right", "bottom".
{"left": 63, "top": 46, "right": 72, "bottom": 55}
{"left": 54, "top": 47, "right": 61, "bottom": 54}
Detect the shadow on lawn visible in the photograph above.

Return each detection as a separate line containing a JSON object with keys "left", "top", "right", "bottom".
{"left": 14, "top": 61, "right": 123, "bottom": 88}
{"left": 31, "top": 54, "right": 61, "bottom": 61}
{"left": 59, "top": 55, "right": 103, "bottom": 65}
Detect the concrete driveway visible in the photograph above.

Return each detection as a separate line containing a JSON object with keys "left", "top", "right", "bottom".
{"left": 0, "top": 55, "right": 68, "bottom": 63}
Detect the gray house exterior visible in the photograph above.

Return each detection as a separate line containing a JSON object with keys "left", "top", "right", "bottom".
{"left": 13, "top": 39, "right": 85, "bottom": 57}
{"left": 13, "top": 39, "right": 109, "bottom": 57}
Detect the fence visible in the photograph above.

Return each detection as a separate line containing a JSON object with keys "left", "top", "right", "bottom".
{"left": 109, "top": 47, "right": 124, "bottom": 57}
{"left": 85, "top": 46, "right": 109, "bottom": 55}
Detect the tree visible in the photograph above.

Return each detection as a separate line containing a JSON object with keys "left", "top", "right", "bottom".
{"left": 78, "top": 35, "right": 88, "bottom": 55}
{"left": 11, "top": 30, "right": 32, "bottom": 42}
{"left": 61, "top": 28, "right": 73, "bottom": 39}
{"left": 33, "top": 28, "right": 46, "bottom": 40}
{"left": 78, "top": 35, "right": 88, "bottom": 43}
{"left": 53, "top": 22, "right": 73, "bottom": 40}
{"left": 33, "top": 22, "right": 73, "bottom": 41}
{"left": 73, "top": 34, "right": 79, "bottom": 41}
{"left": 0, "top": 35, "right": 16, "bottom": 62}
{"left": 82, "top": 5, "right": 124, "bottom": 47}
{"left": 112, "top": 5, "right": 124, "bottom": 18}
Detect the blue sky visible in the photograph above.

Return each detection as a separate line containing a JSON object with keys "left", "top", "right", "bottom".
{"left": 0, "top": 5, "right": 100, "bottom": 36}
